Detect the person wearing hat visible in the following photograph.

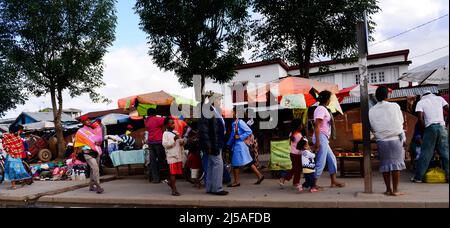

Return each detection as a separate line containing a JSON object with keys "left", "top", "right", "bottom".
{"left": 74, "top": 116, "right": 105, "bottom": 194}
{"left": 125, "top": 125, "right": 134, "bottom": 136}
{"left": 412, "top": 91, "right": 449, "bottom": 183}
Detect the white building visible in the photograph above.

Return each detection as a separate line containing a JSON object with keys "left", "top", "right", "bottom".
{"left": 205, "top": 49, "right": 412, "bottom": 105}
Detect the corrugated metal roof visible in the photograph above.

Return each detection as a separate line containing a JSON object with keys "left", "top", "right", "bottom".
{"left": 24, "top": 112, "right": 77, "bottom": 123}
{"left": 341, "top": 85, "right": 439, "bottom": 105}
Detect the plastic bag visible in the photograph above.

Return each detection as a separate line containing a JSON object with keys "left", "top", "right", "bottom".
{"left": 424, "top": 167, "right": 447, "bottom": 184}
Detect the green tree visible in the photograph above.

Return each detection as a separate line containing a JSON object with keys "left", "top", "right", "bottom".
{"left": 0, "top": 5, "right": 26, "bottom": 117}
{"left": 252, "top": 0, "right": 380, "bottom": 77}
{"left": 0, "top": 60, "right": 26, "bottom": 117}
{"left": 0, "top": 0, "right": 117, "bottom": 157}
{"left": 135, "top": 0, "right": 250, "bottom": 98}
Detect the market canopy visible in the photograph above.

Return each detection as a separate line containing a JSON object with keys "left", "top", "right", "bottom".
{"left": 337, "top": 84, "right": 392, "bottom": 103}
{"left": 399, "top": 55, "right": 449, "bottom": 85}
{"left": 248, "top": 77, "right": 342, "bottom": 113}
{"left": 23, "top": 121, "right": 80, "bottom": 131}
{"left": 118, "top": 91, "right": 199, "bottom": 116}
{"left": 98, "top": 114, "right": 130, "bottom": 126}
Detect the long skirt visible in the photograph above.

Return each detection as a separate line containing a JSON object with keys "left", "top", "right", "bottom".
{"left": 4, "top": 155, "right": 31, "bottom": 182}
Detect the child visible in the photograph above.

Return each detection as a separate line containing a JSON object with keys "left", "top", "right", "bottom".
{"left": 297, "top": 138, "right": 318, "bottom": 193}
{"left": 185, "top": 121, "right": 203, "bottom": 189}
{"left": 279, "top": 122, "right": 304, "bottom": 189}
{"left": 162, "top": 117, "right": 186, "bottom": 196}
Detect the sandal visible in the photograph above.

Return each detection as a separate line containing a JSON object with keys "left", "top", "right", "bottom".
{"left": 330, "top": 182, "right": 346, "bottom": 188}
{"left": 8, "top": 186, "right": 18, "bottom": 190}
{"left": 96, "top": 187, "right": 105, "bottom": 194}
{"left": 255, "top": 176, "right": 265, "bottom": 185}
{"left": 278, "top": 178, "right": 286, "bottom": 189}
{"left": 227, "top": 183, "right": 241, "bottom": 188}
{"left": 172, "top": 191, "right": 181, "bottom": 196}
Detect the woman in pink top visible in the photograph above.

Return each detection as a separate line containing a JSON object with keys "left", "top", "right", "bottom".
{"left": 313, "top": 91, "right": 345, "bottom": 189}
{"left": 279, "top": 122, "right": 304, "bottom": 190}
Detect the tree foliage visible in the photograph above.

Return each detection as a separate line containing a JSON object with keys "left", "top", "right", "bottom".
{"left": 252, "top": 0, "right": 380, "bottom": 77}
{"left": 135, "top": 0, "right": 250, "bottom": 87}
{"left": 0, "top": 0, "right": 117, "bottom": 156}
{"left": 0, "top": 60, "right": 26, "bottom": 117}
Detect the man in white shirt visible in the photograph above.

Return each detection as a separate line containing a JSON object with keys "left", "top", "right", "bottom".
{"left": 369, "top": 87, "right": 406, "bottom": 196}
{"left": 412, "top": 91, "right": 449, "bottom": 183}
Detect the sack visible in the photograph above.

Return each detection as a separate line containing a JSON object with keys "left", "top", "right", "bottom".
{"left": 424, "top": 167, "right": 447, "bottom": 184}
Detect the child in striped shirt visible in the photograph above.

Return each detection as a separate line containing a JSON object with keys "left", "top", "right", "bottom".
{"left": 297, "top": 138, "right": 319, "bottom": 193}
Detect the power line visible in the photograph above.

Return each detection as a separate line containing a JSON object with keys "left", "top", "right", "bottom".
{"left": 411, "top": 45, "right": 449, "bottom": 59}
{"left": 370, "top": 13, "right": 449, "bottom": 46}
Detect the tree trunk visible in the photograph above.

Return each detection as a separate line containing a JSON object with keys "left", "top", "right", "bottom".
{"left": 55, "top": 88, "right": 66, "bottom": 159}
{"left": 296, "top": 37, "right": 306, "bottom": 77}
{"left": 303, "top": 37, "right": 314, "bottom": 78}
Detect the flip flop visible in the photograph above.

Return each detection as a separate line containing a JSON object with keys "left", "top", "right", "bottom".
{"left": 255, "top": 176, "right": 265, "bottom": 185}
{"left": 330, "top": 183, "right": 346, "bottom": 188}
{"left": 227, "top": 183, "right": 241, "bottom": 188}
{"left": 172, "top": 191, "right": 181, "bottom": 196}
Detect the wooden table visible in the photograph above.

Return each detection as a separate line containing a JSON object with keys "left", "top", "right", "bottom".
{"left": 338, "top": 155, "right": 365, "bottom": 178}
{"left": 352, "top": 139, "right": 377, "bottom": 153}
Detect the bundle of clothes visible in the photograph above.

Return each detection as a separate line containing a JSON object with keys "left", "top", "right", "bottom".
{"left": 30, "top": 160, "right": 90, "bottom": 181}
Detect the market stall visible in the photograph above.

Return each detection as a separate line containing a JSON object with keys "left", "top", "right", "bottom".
{"left": 246, "top": 77, "right": 343, "bottom": 174}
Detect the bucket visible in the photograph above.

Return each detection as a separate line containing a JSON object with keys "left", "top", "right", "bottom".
{"left": 352, "top": 123, "right": 363, "bottom": 141}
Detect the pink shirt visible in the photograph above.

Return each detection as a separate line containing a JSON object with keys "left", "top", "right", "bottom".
{"left": 290, "top": 132, "right": 303, "bottom": 155}
{"left": 145, "top": 116, "right": 165, "bottom": 143}
{"left": 314, "top": 106, "right": 331, "bottom": 139}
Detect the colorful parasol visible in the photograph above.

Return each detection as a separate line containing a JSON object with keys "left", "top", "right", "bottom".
{"left": 337, "top": 85, "right": 392, "bottom": 103}
{"left": 248, "top": 77, "right": 342, "bottom": 113}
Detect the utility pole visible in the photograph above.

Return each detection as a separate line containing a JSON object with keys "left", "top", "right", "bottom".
{"left": 356, "top": 12, "right": 373, "bottom": 194}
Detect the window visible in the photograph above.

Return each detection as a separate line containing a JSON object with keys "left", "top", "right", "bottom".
{"left": 370, "top": 72, "right": 378, "bottom": 83}
{"left": 379, "top": 72, "right": 385, "bottom": 83}
{"left": 355, "top": 74, "right": 361, "bottom": 85}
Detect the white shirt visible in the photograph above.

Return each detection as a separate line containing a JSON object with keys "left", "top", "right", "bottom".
{"left": 416, "top": 94, "right": 448, "bottom": 127}
{"left": 369, "top": 101, "right": 405, "bottom": 142}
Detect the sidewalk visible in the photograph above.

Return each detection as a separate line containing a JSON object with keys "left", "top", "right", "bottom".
{"left": 0, "top": 175, "right": 116, "bottom": 207}
{"left": 35, "top": 171, "right": 448, "bottom": 208}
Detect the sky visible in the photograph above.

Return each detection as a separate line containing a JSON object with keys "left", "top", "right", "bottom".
{"left": 3, "top": 0, "right": 449, "bottom": 119}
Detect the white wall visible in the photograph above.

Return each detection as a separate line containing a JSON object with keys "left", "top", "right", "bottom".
{"left": 288, "top": 55, "right": 406, "bottom": 76}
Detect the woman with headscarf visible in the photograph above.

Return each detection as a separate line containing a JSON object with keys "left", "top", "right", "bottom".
{"left": 73, "top": 116, "right": 104, "bottom": 194}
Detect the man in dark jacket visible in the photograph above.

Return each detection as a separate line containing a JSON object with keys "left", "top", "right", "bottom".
{"left": 198, "top": 99, "right": 229, "bottom": 196}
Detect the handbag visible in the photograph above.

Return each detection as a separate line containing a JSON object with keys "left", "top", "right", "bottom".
{"left": 234, "top": 119, "right": 254, "bottom": 146}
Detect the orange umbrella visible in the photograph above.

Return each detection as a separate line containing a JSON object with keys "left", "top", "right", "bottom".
{"left": 248, "top": 77, "right": 339, "bottom": 103}
{"left": 137, "top": 91, "right": 175, "bottom": 106}
{"left": 277, "top": 77, "right": 340, "bottom": 95}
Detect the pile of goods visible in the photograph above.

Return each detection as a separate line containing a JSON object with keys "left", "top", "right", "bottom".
{"left": 30, "top": 161, "right": 89, "bottom": 181}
